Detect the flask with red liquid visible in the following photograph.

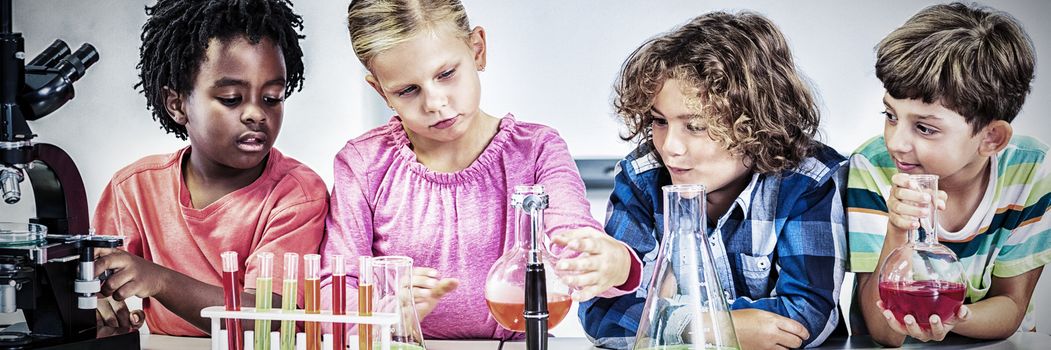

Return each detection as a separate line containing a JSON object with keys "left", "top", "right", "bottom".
{"left": 484, "top": 185, "right": 572, "bottom": 335}
{"left": 878, "top": 174, "right": 967, "bottom": 330}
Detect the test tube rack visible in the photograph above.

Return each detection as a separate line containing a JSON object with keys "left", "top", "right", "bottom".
{"left": 201, "top": 306, "right": 398, "bottom": 350}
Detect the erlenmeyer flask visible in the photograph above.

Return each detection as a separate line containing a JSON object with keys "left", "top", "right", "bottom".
{"left": 484, "top": 185, "right": 572, "bottom": 332}
{"left": 633, "top": 184, "right": 739, "bottom": 350}
{"left": 878, "top": 174, "right": 966, "bottom": 329}
{"left": 371, "top": 256, "right": 425, "bottom": 350}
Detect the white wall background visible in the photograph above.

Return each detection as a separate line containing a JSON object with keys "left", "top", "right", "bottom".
{"left": 3, "top": 0, "right": 1050, "bottom": 338}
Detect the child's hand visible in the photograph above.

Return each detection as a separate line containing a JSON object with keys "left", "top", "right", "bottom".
{"left": 94, "top": 248, "right": 170, "bottom": 301}
{"left": 877, "top": 300, "right": 972, "bottom": 342}
{"left": 96, "top": 295, "right": 145, "bottom": 331}
{"left": 731, "top": 308, "right": 810, "bottom": 349}
{"left": 410, "top": 267, "right": 459, "bottom": 319}
{"left": 551, "top": 228, "right": 632, "bottom": 302}
{"left": 887, "top": 173, "right": 947, "bottom": 234}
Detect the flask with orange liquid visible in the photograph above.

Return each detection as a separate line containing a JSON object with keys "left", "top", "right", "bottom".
{"left": 484, "top": 185, "right": 571, "bottom": 349}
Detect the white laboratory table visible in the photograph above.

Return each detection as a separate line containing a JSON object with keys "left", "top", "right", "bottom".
{"left": 139, "top": 332, "right": 1050, "bottom": 349}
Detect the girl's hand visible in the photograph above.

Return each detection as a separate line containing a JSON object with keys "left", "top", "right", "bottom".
{"left": 551, "top": 228, "right": 632, "bottom": 302}
{"left": 877, "top": 300, "right": 972, "bottom": 342}
{"left": 887, "top": 173, "right": 947, "bottom": 234}
{"left": 410, "top": 267, "right": 459, "bottom": 319}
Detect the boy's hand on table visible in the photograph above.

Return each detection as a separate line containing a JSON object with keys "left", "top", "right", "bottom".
{"left": 411, "top": 267, "right": 459, "bottom": 319}
{"left": 887, "top": 173, "right": 947, "bottom": 234}
{"left": 551, "top": 228, "right": 632, "bottom": 302}
{"left": 877, "top": 299, "right": 972, "bottom": 342}
{"left": 731, "top": 308, "right": 810, "bottom": 350}
{"left": 94, "top": 248, "right": 170, "bottom": 301}
{"left": 96, "top": 295, "right": 145, "bottom": 332}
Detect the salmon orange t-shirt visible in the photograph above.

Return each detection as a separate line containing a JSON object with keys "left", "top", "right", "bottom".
{"left": 93, "top": 147, "right": 327, "bottom": 336}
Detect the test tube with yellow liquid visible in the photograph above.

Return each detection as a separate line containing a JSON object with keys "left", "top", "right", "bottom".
{"left": 254, "top": 252, "right": 274, "bottom": 350}
{"left": 279, "top": 253, "right": 298, "bottom": 350}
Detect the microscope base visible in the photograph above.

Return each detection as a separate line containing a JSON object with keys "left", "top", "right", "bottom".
{"left": 0, "top": 323, "right": 140, "bottom": 350}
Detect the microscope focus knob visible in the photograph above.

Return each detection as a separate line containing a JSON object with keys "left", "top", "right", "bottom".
{"left": 78, "top": 295, "right": 97, "bottom": 310}
{"left": 74, "top": 279, "right": 100, "bottom": 294}
{"left": 74, "top": 279, "right": 101, "bottom": 310}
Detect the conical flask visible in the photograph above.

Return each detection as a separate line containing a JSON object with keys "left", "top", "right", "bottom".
{"left": 633, "top": 184, "right": 739, "bottom": 350}
{"left": 878, "top": 174, "right": 966, "bottom": 329}
{"left": 371, "top": 256, "right": 425, "bottom": 350}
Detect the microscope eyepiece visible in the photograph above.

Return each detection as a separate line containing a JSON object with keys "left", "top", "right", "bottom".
{"left": 57, "top": 43, "right": 98, "bottom": 82}
{"left": 18, "top": 42, "right": 99, "bottom": 120}
{"left": 26, "top": 39, "right": 70, "bottom": 68}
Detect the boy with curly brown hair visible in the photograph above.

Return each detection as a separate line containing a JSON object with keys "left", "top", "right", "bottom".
{"left": 580, "top": 11, "right": 848, "bottom": 349}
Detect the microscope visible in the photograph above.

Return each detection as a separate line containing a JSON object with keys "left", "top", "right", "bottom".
{"left": 1, "top": 0, "right": 139, "bottom": 348}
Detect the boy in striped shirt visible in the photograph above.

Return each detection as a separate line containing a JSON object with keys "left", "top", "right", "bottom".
{"left": 847, "top": 2, "right": 1048, "bottom": 346}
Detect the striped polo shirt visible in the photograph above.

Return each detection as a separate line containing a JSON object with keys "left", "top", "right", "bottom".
{"left": 847, "top": 135, "right": 1051, "bottom": 331}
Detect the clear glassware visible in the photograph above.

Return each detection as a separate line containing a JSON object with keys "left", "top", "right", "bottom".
{"left": 633, "top": 184, "right": 739, "bottom": 350}
{"left": 220, "top": 251, "right": 244, "bottom": 350}
{"left": 878, "top": 174, "right": 966, "bottom": 330}
{"left": 0, "top": 222, "right": 46, "bottom": 246}
{"left": 371, "top": 256, "right": 425, "bottom": 350}
{"left": 254, "top": 252, "right": 274, "bottom": 350}
{"left": 484, "top": 185, "right": 572, "bottom": 332}
{"left": 279, "top": 252, "right": 298, "bottom": 350}
{"left": 304, "top": 254, "right": 322, "bottom": 350}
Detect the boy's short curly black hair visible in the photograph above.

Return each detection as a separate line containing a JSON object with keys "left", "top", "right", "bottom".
{"left": 136, "top": 0, "right": 306, "bottom": 140}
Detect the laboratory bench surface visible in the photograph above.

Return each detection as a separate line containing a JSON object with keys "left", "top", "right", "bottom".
{"left": 139, "top": 332, "right": 1050, "bottom": 349}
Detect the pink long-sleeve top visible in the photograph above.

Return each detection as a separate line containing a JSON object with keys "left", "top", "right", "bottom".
{"left": 320, "top": 115, "right": 640, "bottom": 340}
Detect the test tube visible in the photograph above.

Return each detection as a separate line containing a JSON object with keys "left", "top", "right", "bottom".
{"left": 279, "top": 253, "right": 298, "bottom": 350}
{"left": 254, "top": 252, "right": 274, "bottom": 350}
{"left": 358, "top": 256, "right": 373, "bottom": 350}
{"left": 332, "top": 255, "right": 347, "bottom": 350}
{"left": 304, "top": 254, "right": 322, "bottom": 350}
{"left": 221, "top": 251, "right": 244, "bottom": 350}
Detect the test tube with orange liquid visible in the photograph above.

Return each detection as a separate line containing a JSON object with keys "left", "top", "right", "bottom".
{"left": 304, "top": 254, "right": 321, "bottom": 350}
{"left": 221, "top": 251, "right": 244, "bottom": 350}
{"left": 358, "top": 256, "right": 373, "bottom": 350}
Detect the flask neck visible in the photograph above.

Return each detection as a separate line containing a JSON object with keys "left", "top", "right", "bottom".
{"left": 514, "top": 201, "right": 546, "bottom": 263}
{"left": 511, "top": 186, "right": 549, "bottom": 260}
{"left": 909, "top": 225, "right": 939, "bottom": 246}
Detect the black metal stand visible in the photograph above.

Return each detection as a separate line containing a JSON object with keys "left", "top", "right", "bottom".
{"left": 524, "top": 262, "right": 549, "bottom": 350}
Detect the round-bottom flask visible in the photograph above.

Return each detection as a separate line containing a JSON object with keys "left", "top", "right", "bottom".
{"left": 877, "top": 174, "right": 966, "bottom": 329}
{"left": 484, "top": 185, "right": 572, "bottom": 332}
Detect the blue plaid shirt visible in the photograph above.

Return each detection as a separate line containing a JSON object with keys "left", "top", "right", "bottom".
{"left": 580, "top": 141, "right": 848, "bottom": 349}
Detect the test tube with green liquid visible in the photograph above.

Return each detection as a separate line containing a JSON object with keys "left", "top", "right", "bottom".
{"left": 254, "top": 252, "right": 274, "bottom": 350}
{"left": 280, "top": 252, "right": 299, "bottom": 350}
